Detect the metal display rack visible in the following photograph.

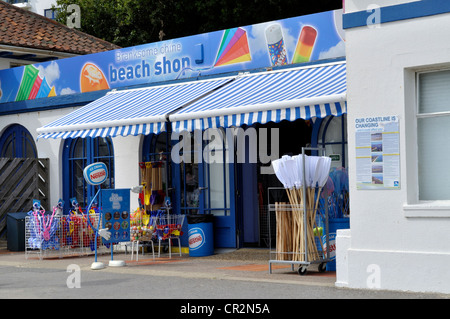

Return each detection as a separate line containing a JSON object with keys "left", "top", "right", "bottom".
{"left": 268, "top": 147, "right": 331, "bottom": 275}
{"left": 25, "top": 212, "right": 110, "bottom": 260}
{"left": 155, "top": 209, "right": 184, "bottom": 258}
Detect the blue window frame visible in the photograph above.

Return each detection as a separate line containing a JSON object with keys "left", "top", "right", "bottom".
{"left": 0, "top": 124, "right": 37, "bottom": 158}
{"left": 312, "top": 114, "right": 348, "bottom": 167}
{"left": 63, "top": 137, "right": 114, "bottom": 211}
{"left": 44, "top": 8, "right": 58, "bottom": 20}
{"left": 142, "top": 132, "right": 169, "bottom": 163}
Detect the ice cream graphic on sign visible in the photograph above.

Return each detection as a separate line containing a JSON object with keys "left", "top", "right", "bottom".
{"left": 292, "top": 25, "right": 318, "bottom": 63}
{"left": 265, "top": 24, "right": 288, "bottom": 66}
{"left": 15, "top": 65, "right": 56, "bottom": 101}
{"left": 214, "top": 27, "right": 251, "bottom": 67}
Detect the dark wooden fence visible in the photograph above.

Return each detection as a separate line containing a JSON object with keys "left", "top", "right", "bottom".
{"left": 0, "top": 158, "right": 49, "bottom": 238}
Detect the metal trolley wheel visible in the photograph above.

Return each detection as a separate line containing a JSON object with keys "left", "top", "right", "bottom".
{"left": 318, "top": 262, "right": 327, "bottom": 273}
{"left": 298, "top": 266, "right": 308, "bottom": 276}
{"left": 297, "top": 262, "right": 326, "bottom": 276}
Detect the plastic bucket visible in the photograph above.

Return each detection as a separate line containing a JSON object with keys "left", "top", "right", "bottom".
{"left": 187, "top": 214, "right": 214, "bottom": 257}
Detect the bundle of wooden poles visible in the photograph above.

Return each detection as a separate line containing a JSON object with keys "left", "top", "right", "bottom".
{"left": 272, "top": 155, "right": 331, "bottom": 262}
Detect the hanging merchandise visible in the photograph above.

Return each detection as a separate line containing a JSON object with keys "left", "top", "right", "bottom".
{"left": 138, "top": 162, "right": 146, "bottom": 208}
{"left": 139, "top": 161, "right": 165, "bottom": 211}
{"left": 69, "top": 197, "right": 83, "bottom": 215}
{"left": 145, "top": 162, "right": 152, "bottom": 207}
{"left": 151, "top": 162, "right": 159, "bottom": 205}
{"left": 270, "top": 148, "right": 332, "bottom": 275}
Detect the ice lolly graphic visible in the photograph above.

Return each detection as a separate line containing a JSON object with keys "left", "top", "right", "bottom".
{"left": 48, "top": 86, "right": 56, "bottom": 97}
{"left": 214, "top": 27, "right": 251, "bottom": 67}
{"left": 292, "top": 26, "right": 317, "bottom": 64}
{"left": 28, "top": 75, "right": 43, "bottom": 100}
{"left": 265, "top": 24, "right": 288, "bottom": 66}
{"left": 15, "top": 65, "right": 40, "bottom": 101}
{"left": 35, "top": 77, "right": 52, "bottom": 99}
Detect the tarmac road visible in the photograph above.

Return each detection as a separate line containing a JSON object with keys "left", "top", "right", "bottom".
{"left": 0, "top": 248, "right": 448, "bottom": 303}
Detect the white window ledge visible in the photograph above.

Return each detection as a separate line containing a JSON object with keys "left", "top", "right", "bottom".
{"left": 403, "top": 201, "right": 450, "bottom": 218}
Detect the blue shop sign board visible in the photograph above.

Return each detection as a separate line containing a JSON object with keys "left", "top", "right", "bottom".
{"left": 0, "top": 10, "right": 344, "bottom": 107}
{"left": 101, "top": 188, "right": 131, "bottom": 244}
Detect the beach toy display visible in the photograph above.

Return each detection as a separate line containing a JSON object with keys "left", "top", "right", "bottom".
{"left": 25, "top": 206, "right": 60, "bottom": 252}
{"left": 24, "top": 199, "right": 106, "bottom": 260}
{"left": 130, "top": 208, "right": 155, "bottom": 242}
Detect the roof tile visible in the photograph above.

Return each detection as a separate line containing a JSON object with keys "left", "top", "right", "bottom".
{"left": 0, "top": 1, "right": 120, "bottom": 54}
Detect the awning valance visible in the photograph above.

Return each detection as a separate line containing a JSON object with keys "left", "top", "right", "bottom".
{"left": 170, "top": 61, "right": 346, "bottom": 132}
{"left": 36, "top": 77, "right": 233, "bottom": 139}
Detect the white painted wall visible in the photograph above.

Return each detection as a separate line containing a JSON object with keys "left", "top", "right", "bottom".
{"left": 14, "top": 0, "right": 57, "bottom": 16}
{"left": 31, "top": 0, "right": 57, "bottom": 16}
{"left": 340, "top": 8, "right": 450, "bottom": 294}
{"left": 0, "top": 60, "right": 9, "bottom": 70}
{"left": 0, "top": 107, "right": 141, "bottom": 212}
{"left": 112, "top": 135, "right": 142, "bottom": 208}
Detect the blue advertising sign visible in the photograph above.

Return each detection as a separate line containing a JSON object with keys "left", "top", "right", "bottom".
{"left": 83, "top": 162, "right": 108, "bottom": 185}
{"left": 0, "top": 10, "right": 344, "bottom": 104}
{"left": 101, "top": 189, "right": 130, "bottom": 244}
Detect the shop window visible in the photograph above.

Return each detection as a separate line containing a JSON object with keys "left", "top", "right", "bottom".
{"left": 172, "top": 130, "right": 204, "bottom": 215}
{"left": 142, "top": 132, "right": 169, "bottom": 162}
{"left": 203, "top": 128, "right": 231, "bottom": 216}
{"left": 0, "top": 124, "right": 37, "bottom": 158}
{"left": 168, "top": 129, "right": 231, "bottom": 217}
{"left": 417, "top": 70, "right": 450, "bottom": 200}
{"left": 142, "top": 132, "right": 170, "bottom": 198}
{"left": 63, "top": 137, "right": 114, "bottom": 209}
{"left": 313, "top": 115, "right": 349, "bottom": 218}
{"left": 316, "top": 114, "right": 348, "bottom": 168}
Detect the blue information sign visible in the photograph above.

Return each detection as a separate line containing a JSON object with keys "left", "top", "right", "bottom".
{"left": 100, "top": 189, "right": 131, "bottom": 244}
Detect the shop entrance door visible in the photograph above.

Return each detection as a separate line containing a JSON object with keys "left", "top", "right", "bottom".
{"left": 203, "top": 160, "right": 236, "bottom": 248}
{"left": 176, "top": 130, "right": 237, "bottom": 248}
{"left": 177, "top": 161, "right": 236, "bottom": 248}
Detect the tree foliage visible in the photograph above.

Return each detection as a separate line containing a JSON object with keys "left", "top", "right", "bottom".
{"left": 55, "top": 0, "right": 341, "bottom": 48}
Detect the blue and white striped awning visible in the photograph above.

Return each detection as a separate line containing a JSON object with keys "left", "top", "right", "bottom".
{"left": 170, "top": 61, "right": 346, "bottom": 132}
{"left": 36, "top": 77, "right": 233, "bottom": 139}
